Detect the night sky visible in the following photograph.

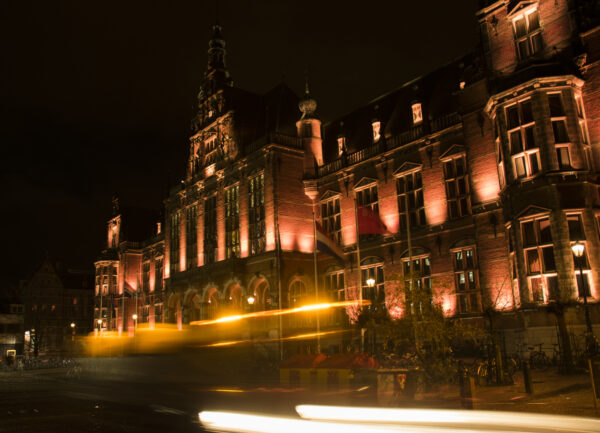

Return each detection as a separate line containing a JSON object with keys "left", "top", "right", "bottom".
{"left": 1, "top": 0, "right": 480, "bottom": 283}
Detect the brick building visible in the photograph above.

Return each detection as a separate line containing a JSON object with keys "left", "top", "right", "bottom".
{"left": 95, "top": 0, "right": 600, "bottom": 357}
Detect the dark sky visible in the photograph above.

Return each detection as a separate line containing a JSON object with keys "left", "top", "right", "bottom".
{"left": 0, "top": 0, "right": 481, "bottom": 282}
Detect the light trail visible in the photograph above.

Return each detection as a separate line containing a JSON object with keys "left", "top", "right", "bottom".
{"left": 189, "top": 300, "right": 369, "bottom": 327}
{"left": 295, "top": 405, "right": 600, "bottom": 432}
{"left": 199, "top": 408, "right": 600, "bottom": 433}
{"left": 200, "top": 329, "right": 348, "bottom": 348}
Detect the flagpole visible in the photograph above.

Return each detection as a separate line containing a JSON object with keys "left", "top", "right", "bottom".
{"left": 275, "top": 218, "right": 284, "bottom": 361}
{"left": 405, "top": 194, "right": 418, "bottom": 349}
{"left": 354, "top": 199, "right": 364, "bottom": 353}
{"left": 312, "top": 208, "right": 321, "bottom": 354}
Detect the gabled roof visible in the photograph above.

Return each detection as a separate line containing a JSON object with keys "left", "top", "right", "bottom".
{"left": 393, "top": 161, "right": 422, "bottom": 176}
{"left": 516, "top": 205, "right": 552, "bottom": 218}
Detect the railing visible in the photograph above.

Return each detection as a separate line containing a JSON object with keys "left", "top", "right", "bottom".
{"left": 316, "top": 113, "right": 462, "bottom": 178}
{"left": 244, "top": 132, "right": 303, "bottom": 156}
{"left": 431, "top": 112, "right": 461, "bottom": 133}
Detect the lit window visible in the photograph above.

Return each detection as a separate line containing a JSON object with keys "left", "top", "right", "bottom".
{"left": 154, "top": 258, "right": 163, "bottom": 291}
{"left": 204, "top": 196, "right": 217, "bottom": 264}
{"left": 506, "top": 99, "right": 540, "bottom": 179}
{"left": 249, "top": 174, "right": 266, "bottom": 255}
{"left": 225, "top": 185, "right": 240, "bottom": 259}
{"left": 320, "top": 196, "right": 342, "bottom": 244}
{"left": 402, "top": 254, "right": 431, "bottom": 316}
{"left": 575, "top": 95, "right": 592, "bottom": 170}
{"left": 289, "top": 279, "right": 311, "bottom": 328}
{"left": 512, "top": 9, "right": 543, "bottom": 60}
{"left": 356, "top": 183, "right": 379, "bottom": 241}
{"left": 443, "top": 155, "right": 471, "bottom": 219}
{"left": 453, "top": 247, "right": 480, "bottom": 314}
{"left": 186, "top": 205, "right": 198, "bottom": 267}
{"left": 520, "top": 216, "right": 556, "bottom": 303}
{"left": 495, "top": 120, "right": 506, "bottom": 188}
{"left": 325, "top": 270, "right": 345, "bottom": 303}
{"left": 337, "top": 136, "right": 346, "bottom": 157}
{"left": 396, "top": 170, "right": 426, "bottom": 230}
{"left": 412, "top": 103, "right": 423, "bottom": 125}
{"left": 548, "top": 93, "right": 572, "bottom": 170}
{"left": 372, "top": 121, "right": 381, "bottom": 142}
{"left": 142, "top": 261, "right": 150, "bottom": 292}
{"left": 169, "top": 211, "right": 181, "bottom": 273}
{"left": 361, "top": 259, "right": 385, "bottom": 309}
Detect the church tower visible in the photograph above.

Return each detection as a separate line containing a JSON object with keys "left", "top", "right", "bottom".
{"left": 296, "top": 78, "right": 323, "bottom": 177}
{"left": 187, "top": 24, "right": 237, "bottom": 181}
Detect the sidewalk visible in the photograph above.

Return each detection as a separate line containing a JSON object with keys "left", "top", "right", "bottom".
{"left": 415, "top": 367, "right": 598, "bottom": 418}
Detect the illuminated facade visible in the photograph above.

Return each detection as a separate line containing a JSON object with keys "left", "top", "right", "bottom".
{"left": 95, "top": 0, "right": 600, "bottom": 354}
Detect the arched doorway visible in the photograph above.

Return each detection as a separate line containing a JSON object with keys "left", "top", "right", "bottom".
{"left": 166, "top": 293, "right": 182, "bottom": 326}
{"left": 251, "top": 278, "right": 270, "bottom": 311}
{"left": 184, "top": 291, "right": 201, "bottom": 324}
{"left": 202, "top": 287, "right": 219, "bottom": 320}
{"left": 224, "top": 283, "right": 243, "bottom": 314}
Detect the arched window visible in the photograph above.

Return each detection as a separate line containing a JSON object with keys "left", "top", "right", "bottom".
{"left": 361, "top": 257, "right": 385, "bottom": 309}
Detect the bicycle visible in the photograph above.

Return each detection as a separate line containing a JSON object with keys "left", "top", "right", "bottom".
{"left": 528, "top": 344, "right": 550, "bottom": 370}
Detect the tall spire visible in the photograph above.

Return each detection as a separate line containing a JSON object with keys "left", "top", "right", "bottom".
{"left": 198, "top": 23, "right": 233, "bottom": 103}
{"left": 299, "top": 71, "right": 317, "bottom": 119}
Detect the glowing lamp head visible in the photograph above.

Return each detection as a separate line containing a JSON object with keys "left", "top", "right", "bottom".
{"left": 572, "top": 242, "right": 585, "bottom": 258}
{"left": 366, "top": 278, "right": 376, "bottom": 288}
{"left": 97, "top": 319, "right": 103, "bottom": 325}
{"left": 70, "top": 322, "right": 76, "bottom": 328}
{"left": 247, "top": 296, "right": 255, "bottom": 305}
{"left": 132, "top": 314, "right": 138, "bottom": 320}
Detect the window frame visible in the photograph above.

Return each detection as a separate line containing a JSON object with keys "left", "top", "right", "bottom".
{"left": 505, "top": 99, "right": 540, "bottom": 179}
{"left": 442, "top": 153, "right": 471, "bottom": 219}
{"left": 225, "top": 184, "right": 240, "bottom": 259}
{"left": 320, "top": 195, "right": 342, "bottom": 245}
{"left": 395, "top": 168, "right": 426, "bottom": 230}
{"left": 451, "top": 246, "right": 481, "bottom": 314}
{"left": 512, "top": 7, "right": 543, "bottom": 60}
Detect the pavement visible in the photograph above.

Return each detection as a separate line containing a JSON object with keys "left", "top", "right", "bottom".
{"left": 0, "top": 359, "right": 598, "bottom": 433}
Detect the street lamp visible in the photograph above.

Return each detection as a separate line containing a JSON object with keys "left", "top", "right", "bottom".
{"left": 247, "top": 296, "right": 255, "bottom": 306}
{"left": 132, "top": 314, "right": 138, "bottom": 330}
{"left": 571, "top": 241, "right": 594, "bottom": 352}
{"left": 97, "top": 318, "right": 103, "bottom": 333}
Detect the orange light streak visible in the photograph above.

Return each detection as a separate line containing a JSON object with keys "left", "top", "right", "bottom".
{"left": 200, "top": 329, "right": 349, "bottom": 348}
{"left": 189, "top": 300, "right": 370, "bottom": 327}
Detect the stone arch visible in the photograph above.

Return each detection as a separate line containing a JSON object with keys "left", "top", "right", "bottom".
{"left": 248, "top": 275, "right": 271, "bottom": 311}
{"left": 166, "top": 291, "right": 182, "bottom": 325}
{"left": 223, "top": 279, "right": 244, "bottom": 314}
{"left": 201, "top": 285, "right": 220, "bottom": 320}
{"left": 287, "top": 274, "right": 312, "bottom": 308}
{"left": 183, "top": 289, "right": 202, "bottom": 324}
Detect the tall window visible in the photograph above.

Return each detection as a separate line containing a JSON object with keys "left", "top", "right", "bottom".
{"left": 142, "top": 261, "right": 150, "bottom": 292}
{"left": 155, "top": 258, "right": 163, "bottom": 292}
{"left": 412, "top": 103, "right": 423, "bottom": 125}
{"left": 356, "top": 184, "right": 379, "bottom": 241}
{"left": 361, "top": 259, "right": 385, "bottom": 308}
{"left": 453, "top": 248, "right": 480, "bottom": 314}
{"left": 568, "top": 214, "right": 591, "bottom": 298}
{"left": 521, "top": 216, "right": 557, "bottom": 303}
{"left": 249, "top": 174, "right": 266, "bottom": 255}
{"left": 506, "top": 99, "right": 539, "bottom": 179}
{"left": 513, "top": 8, "right": 542, "bottom": 60}
{"left": 325, "top": 270, "right": 345, "bottom": 302}
{"left": 321, "top": 197, "right": 341, "bottom": 244}
{"left": 402, "top": 254, "right": 431, "bottom": 316}
{"left": 575, "top": 95, "right": 592, "bottom": 170}
{"left": 495, "top": 118, "right": 506, "bottom": 188}
{"left": 204, "top": 196, "right": 217, "bottom": 264}
{"left": 507, "top": 226, "right": 519, "bottom": 302}
{"left": 169, "top": 212, "right": 180, "bottom": 273}
{"left": 372, "top": 121, "right": 381, "bottom": 142}
{"left": 225, "top": 185, "right": 240, "bottom": 259}
{"left": 548, "top": 93, "right": 571, "bottom": 170}
{"left": 396, "top": 170, "right": 425, "bottom": 230}
{"left": 186, "top": 205, "right": 198, "bottom": 268}
{"left": 443, "top": 156, "right": 470, "bottom": 219}
{"left": 289, "top": 279, "right": 310, "bottom": 328}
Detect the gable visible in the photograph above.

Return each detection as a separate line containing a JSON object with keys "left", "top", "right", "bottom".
{"left": 393, "top": 161, "right": 422, "bottom": 177}
{"left": 517, "top": 205, "right": 551, "bottom": 219}
{"left": 319, "top": 189, "right": 341, "bottom": 201}
{"left": 439, "top": 144, "right": 466, "bottom": 160}
{"left": 354, "top": 176, "right": 378, "bottom": 190}
{"left": 507, "top": 1, "right": 537, "bottom": 17}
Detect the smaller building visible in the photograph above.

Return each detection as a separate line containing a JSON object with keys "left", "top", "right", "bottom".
{"left": 0, "top": 282, "right": 24, "bottom": 362}
{"left": 21, "top": 260, "right": 94, "bottom": 356}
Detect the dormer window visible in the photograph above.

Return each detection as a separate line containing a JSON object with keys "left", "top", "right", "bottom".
{"left": 337, "top": 136, "right": 346, "bottom": 157}
{"left": 412, "top": 103, "right": 423, "bottom": 125}
{"left": 372, "top": 121, "right": 381, "bottom": 143}
{"left": 512, "top": 8, "right": 542, "bottom": 60}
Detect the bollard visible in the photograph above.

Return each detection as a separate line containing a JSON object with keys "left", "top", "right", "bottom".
{"left": 460, "top": 370, "right": 475, "bottom": 409}
{"left": 523, "top": 361, "right": 533, "bottom": 394}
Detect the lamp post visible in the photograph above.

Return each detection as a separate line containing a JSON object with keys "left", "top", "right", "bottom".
{"left": 70, "top": 322, "right": 76, "bottom": 341}
{"left": 571, "top": 241, "right": 594, "bottom": 353}
{"left": 247, "top": 295, "right": 255, "bottom": 366}
{"left": 97, "top": 318, "right": 103, "bottom": 333}
{"left": 132, "top": 313, "right": 138, "bottom": 330}
{"left": 363, "top": 277, "right": 376, "bottom": 354}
